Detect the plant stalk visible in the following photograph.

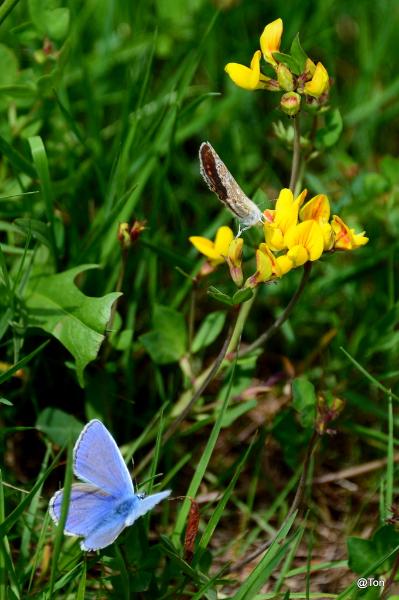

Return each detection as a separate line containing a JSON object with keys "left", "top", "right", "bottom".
{"left": 289, "top": 114, "right": 301, "bottom": 193}
{"left": 237, "top": 262, "right": 312, "bottom": 358}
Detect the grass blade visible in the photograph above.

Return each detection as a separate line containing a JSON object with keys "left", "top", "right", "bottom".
{"left": 197, "top": 439, "right": 254, "bottom": 556}
{"left": 340, "top": 347, "right": 399, "bottom": 402}
{"left": 232, "top": 510, "right": 298, "bottom": 600}
{"left": 48, "top": 442, "right": 74, "bottom": 598}
{"left": 0, "top": 449, "right": 62, "bottom": 538}
{"left": 0, "top": 341, "right": 49, "bottom": 385}
{"left": 172, "top": 360, "right": 237, "bottom": 543}
{"left": 28, "top": 136, "right": 58, "bottom": 262}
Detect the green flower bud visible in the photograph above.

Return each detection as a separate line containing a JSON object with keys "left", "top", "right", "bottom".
{"left": 277, "top": 63, "right": 294, "bottom": 91}
{"left": 280, "top": 91, "right": 301, "bottom": 116}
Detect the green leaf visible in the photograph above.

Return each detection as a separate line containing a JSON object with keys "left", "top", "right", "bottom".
{"left": 272, "top": 51, "right": 300, "bottom": 75}
{"left": 191, "top": 311, "right": 226, "bottom": 353}
{"left": 290, "top": 33, "right": 308, "bottom": 73}
{"left": 347, "top": 525, "right": 399, "bottom": 575}
{"left": 36, "top": 408, "right": 83, "bottom": 446}
{"left": 292, "top": 376, "right": 317, "bottom": 429}
{"left": 0, "top": 44, "right": 18, "bottom": 87}
{"left": 232, "top": 287, "right": 253, "bottom": 305}
{"left": 46, "top": 7, "right": 70, "bottom": 40}
{"left": 207, "top": 286, "right": 233, "bottom": 306}
{"left": 0, "top": 398, "right": 12, "bottom": 406}
{"left": 139, "top": 305, "right": 187, "bottom": 364}
{"left": 24, "top": 265, "right": 121, "bottom": 386}
{"left": 380, "top": 155, "right": 399, "bottom": 186}
{"left": 28, "top": 0, "right": 70, "bottom": 40}
{"left": 362, "top": 172, "right": 390, "bottom": 197}
{"left": 0, "top": 83, "right": 37, "bottom": 97}
{"left": 273, "top": 409, "right": 311, "bottom": 469}
{"left": 315, "top": 108, "right": 343, "bottom": 149}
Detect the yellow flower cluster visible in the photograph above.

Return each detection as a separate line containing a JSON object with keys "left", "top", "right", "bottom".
{"left": 189, "top": 190, "right": 368, "bottom": 288}
{"left": 225, "top": 18, "right": 329, "bottom": 114}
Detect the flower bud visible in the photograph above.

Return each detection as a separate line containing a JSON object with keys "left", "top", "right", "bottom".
{"left": 226, "top": 238, "right": 243, "bottom": 287}
{"left": 280, "top": 91, "right": 301, "bottom": 116}
{"left": 117, "top": 219, "right": 146, "bottom": 249}
{"left": 316, "top": 395, "right": 345, "bottom": 435}
{"left": 277, "top": 63, "right": 294, "bottom": 91}
{"left": 117, "top": 222, "right": 131, "bottom": 249}
{"left": 245, "top": 247, "right": 273, "bottom": 288}
{"left": 130, "top": 219, "right": 146, "bottom": 243}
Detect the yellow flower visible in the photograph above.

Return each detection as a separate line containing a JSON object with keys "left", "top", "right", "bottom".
{"left": 276, "top": 254, "right": 295, "bottom": 275}
{"left": 304, "top": 62, "right": 329, "bottom": 97}
{"left": 259, "top": 243, "right": 282, "bottom": 276}
{"left": 263, "top": 188, "right": 307, "bottom": 251}
{"left": 299, "top": 194, "right": 330, "bottom": 222}
{"left": 226, "top": 238, "right": 244, "bottom": 287}
{"left": 189, "top": 226, "right": 234, "bottom": 265}
{"left": 284, "top": 220, "right": 324, "bottom": 264}
{"left": 260, "top": 18, "right": 283, "bottom": 67}
{"left": 299, "top": 193, "right": 334, "bottom": 250}
{"left": 225, "top": 50, "right": 272, "bottom": 91}
{"left": 245, "top": 245, "right": 273, "bottom": 287}
{"left": 304, "top": 58, "right": 316, "bottom": 78}
{"left": 331, "top": 216, "right": 369, "bottom": 250}
{"left": 245, "top": 243, "right": 284, "bottom": 287}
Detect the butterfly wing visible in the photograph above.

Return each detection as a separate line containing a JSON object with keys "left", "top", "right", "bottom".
{"left": 199, "top": 142, "right": 264, "bottom": 228}
{"left": 73, "top": 420, "right": 134, "bottom": 496}
{"left": 49, "top": 483, "right": 135, "bottom": 551}
{"left": 79, "top": 516, "right": 128, "bottom": 552}
{"left": 125, "top": 490, "right": 171, "bottom": 526}
{"left": 49, "top": 483, "right": 118, "bottom": 536}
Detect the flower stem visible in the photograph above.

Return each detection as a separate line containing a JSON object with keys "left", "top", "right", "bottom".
{"left": 137, "top": 306, "right": 242, "bottom": 473}
{"left": 226, "top": 291, "right": 257, "bottom": 355}
{"left": 289, "top": 114, "right": 301, "bottom": 193}
{"left": 237, "top": 262, "right": 312, "bottom": 358}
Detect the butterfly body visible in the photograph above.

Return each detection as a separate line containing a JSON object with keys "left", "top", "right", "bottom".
{"left": 49, "top": 420, "right": 171, "bottom": 551}
{"left": 199, "top": 142, "right": 264, "bottom": 236}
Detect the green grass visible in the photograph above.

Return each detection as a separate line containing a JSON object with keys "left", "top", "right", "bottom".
{"left": 0, "top": 0, "right": 399, "bottom": 597}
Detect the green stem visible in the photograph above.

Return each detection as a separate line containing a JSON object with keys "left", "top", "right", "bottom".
{"left": 289, "top": 114, "right": 301, "bottom": 193}
{"left": 226, "top": 290, "right": 257, "bottom": 355}
{"left": 0, "top": 0, "right": 19, "bottom": 26}
{"left": 238, "top": 263, "right": 312, "bottom": 358}
{"left": 166, "top": 292, "right": 256, "bottom": 437}
{"left": 102, "top": 249, "right": 127, "bottom": 362}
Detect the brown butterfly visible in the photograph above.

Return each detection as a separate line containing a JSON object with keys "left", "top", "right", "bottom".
{"left": 199, "top": 142, "right": 265, "bottom": 237}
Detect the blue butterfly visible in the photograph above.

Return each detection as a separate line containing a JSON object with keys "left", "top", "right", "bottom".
{"left": 49, "top": 419, "right": 171, "bottom": 551}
